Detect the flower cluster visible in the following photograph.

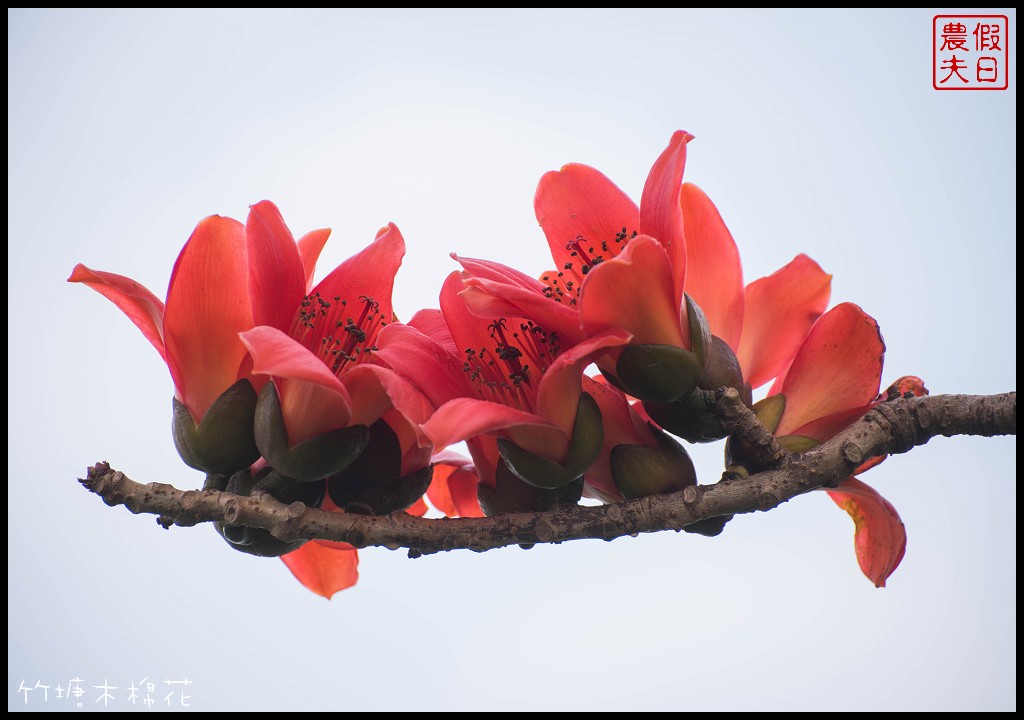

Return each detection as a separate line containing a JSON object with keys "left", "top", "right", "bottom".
{"left": 71, "top": 131, "right": 924, "bottom": 596}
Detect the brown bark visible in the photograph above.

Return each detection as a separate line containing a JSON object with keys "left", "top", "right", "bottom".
{"left": 79, "top": 390, "right": 1015, "bottom": 558}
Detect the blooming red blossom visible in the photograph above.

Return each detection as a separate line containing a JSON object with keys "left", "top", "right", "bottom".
{"left": 762, "top": 302, "right": 927, "bottom": 587}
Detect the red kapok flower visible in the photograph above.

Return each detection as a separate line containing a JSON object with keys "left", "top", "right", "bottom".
{"left": 758, "top": 302, "right": 927, "bottom": 587}
{"left": 69, "top": 200, "right": 330, "bottom": 424}
{"left": 535, "top": 132, "right": 833, "bottom": 391}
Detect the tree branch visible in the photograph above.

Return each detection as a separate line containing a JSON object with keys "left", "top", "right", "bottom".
{"left": 79, "top": 391, "right": 1015, "bottom": 557}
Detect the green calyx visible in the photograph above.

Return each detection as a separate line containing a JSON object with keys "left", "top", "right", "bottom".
{"left": 751, "top": 394, "right": 786, "bottom": 434}
{"left": 611, "top": 425, "right": 697, "bottom": 499}
{"left": 496, "top": 391, "right": 603, "bottom": 490}
{"left": 254, "top": 382, "right": 369, "bottom": 482}
{"left": 477, "top": 459, "right": 573, "bottom": 516}
{"left": 172, "top": 379, "right": 261, "bottom": 475}
{"left": 327, "top": 419, "right": 433, "bottom": 515}
{"left": 640, "top": 334, "right": 753, "bottom": 443}
{"left": 615, "top": 344, "right": 703, "bottom": 402}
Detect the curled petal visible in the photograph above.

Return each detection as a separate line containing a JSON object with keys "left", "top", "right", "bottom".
{"left": 456, "top": 255, "right": 585, "bottom": 346}
{"left": 789, "top": 404, "right": 875, "bottom": 445}
{"left": 297, "top": 228, "right": 332, "bottom": 292}
{"left": 535, "top": 329, "right": 633, "bottom": 436}
{"left": 427, "top": 456, "right": 484, "bottom": 518}
{"left": 164, "top": 215, "right": 253, "bottom": 421}
{"left": 310, "top": 222, "right": 405, "bottom": 326}
{"left": 878, "top": 375, "right": 929, "bottom": 401}
{"left": 240, "top": 326, "right": 352, "bottom": 445}
{"left": 772, "top": 303, "right": 884, "bottom": 438}
{"left": 579, "top": 235, "right": 687, "bottom": 348}
{"left": 421, "top": 398, "right": 561, "bottom": 452}
{"left": 375, "top": 323, "right": 472, "bottom": 410}
{"left": 343, "top": 363, "right": 434, "bottom": 445}
{"left": 739, "top": 254, "right": 832, "bottom": 389}
{"left": 640, "top": 130, "right": 694, "bottom": 300}
{"left": 580, "top": 379, "right": 654, "bottom": 503}
{"left": 246, "top": 200, "right": 306, "bottom": 332}
{"left": 534, "top": 163, "right": 640, "bottom": 269}
{"left": 68, "top": 264, "right": 166, "bottom": 361}
{"left": 407, "top": 308, "right": 458, "bottom": 356}
{"left": 825, "top": 477, "right": 906, "bottom": 588}
{"left": 679, "top": 183, "right": 744, "bottom": 350}
{"left": 405, "top": 497, "right": 429, "bottom": 517}
{"left": 281, "top": 540, "right": 359, "bottom": 599}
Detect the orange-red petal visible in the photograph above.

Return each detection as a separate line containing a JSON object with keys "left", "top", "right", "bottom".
{"left": 280, "top": 541, "right": 359, "bottom": 599}
{"left": 579, "top": 235, "right": 687, "bottom": 348}
{"left": 164, "top": 215, "right": 252, "bottom": 421}
{"left": 68, "top": 263, "right": 166, "bottom": 361}
{"left": 679, "top": 183, "right": 744, "bottom": 350}
{"left": 245, "top": 200, "right": 306, "bottom": 332}
{"left": 407, "top": 309, "right": 458, "bottom": 356}
{"left": 240, "top": 326, "right": 353, "bottom": 445}
{"left": 427, "top": 457, "right": 484, "bottom": 518}
{"left": 640, "top": 130, "right": 694, "bottom": 300}
{"left": 738, "top": 254, "right": 831, "bottom": 389}
{"left": 309, "top": 223, "right": 405, "bottom": 326}
{"left": 535, "top": 328, "right": 633, "bottom": 436}
{"left": 375, "top": 323, "right": 472, "bottom": 410}
{"left": 455, "top": 255, "right": 585, "bottom": 346}
{"left": 296, "top": 228, "right": 331, "bottom": 292}
{"left": 773, "top": 303, "right": 884, "bottom": 437}
{"left": 534, "top": 163, "right": 640, "bottom": 269}
{"left": 421, "top": 398, "right": 559, "bottom": 452}
{"left": 825, "top": 477, "right": 906, "bottom": 588}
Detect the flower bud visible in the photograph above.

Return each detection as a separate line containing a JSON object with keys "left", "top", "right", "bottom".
{"left": 254, "top": 381, "right": 369, "bottom": 482}
{"left": 614, "top": 343, "right": 703, "bottom": 402}
{"left": 497, "top": 392, "right": 602, "bottom": 489}
{"left": 642, "top": 336, "right": 753, "bottom": 443}
{"left": 611, "top": 426, "right": 697, "bottom": 499}
{"left": 172, "top": 379, "right": 260, "bottom": 475}
{"left": 327, "top": 419, "right": 433, "bottom": 515}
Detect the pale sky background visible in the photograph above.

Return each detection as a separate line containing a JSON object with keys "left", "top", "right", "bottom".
{"left": 8, "top": 8, "right": 1016, "bottom": 712}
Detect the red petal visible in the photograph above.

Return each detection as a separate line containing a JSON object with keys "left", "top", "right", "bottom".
{"left": 455, "top": 255, "right": 585, "bottom": 346}
{"left": 68, "top": 264, "right": 166, "bottom": 361}
{"left": 421, "top": 398, "right": 559, "bottom": 452}
{"left": 374, "top": 323, "right": 472, "bottom": 410}
{"left": 679, "top": 183, "right": 744, "bottom": 350}
{"left": 296, "top": 228, "right": 331, "bottom": 292}
{"left": 579, "top": 235, "right": 686, "bottom": 348}
{"left": 280, "top": 541, "right": 359, "bottom": 599}
{"left": 427, "top": 458, "right": 484, "bottom": 518}
{"left": 534, "top": 163, "right": 640, "bottom": 269}
{"left": 407, "top": 309, "right": 458, "bottom": 356}
{"left": 773, "top": 303, "right": 885, "bottom": 437}
{"left": 640, "top": 130, "right": 694, "bottom": 300}
{"left": 239, "top": 326, "right": 352, "bottom": 445}
{"left": 245, "top": 200, "right": 306, "bottom": 332}
{"left": 342, "top": 363, "right": 434, "bottom": 443}
{"left": 825, "top": 477, "right": 906, "bottom": 588}
{"left": 309, "top": 223, "right": 405, "bottom": 327}
{"left": 789, "top": 404, "right": 874, "bottom": 444}
{"left": 738, "top": 254, "right": 831, "bottom": 389}
{"left": 164, "top": 215, "right": 253, "bottom": 421}
{"left": 405, "top": 497, "right": 428, "bottom": 517}
{"left": 878, "top": 375, "right": 929, "bottom": 400}
{"left": 580, "top": 378, "right": 652, "bottom": 502}
{"left": 535, "top": 329, "right": 633, "bottom": 436}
